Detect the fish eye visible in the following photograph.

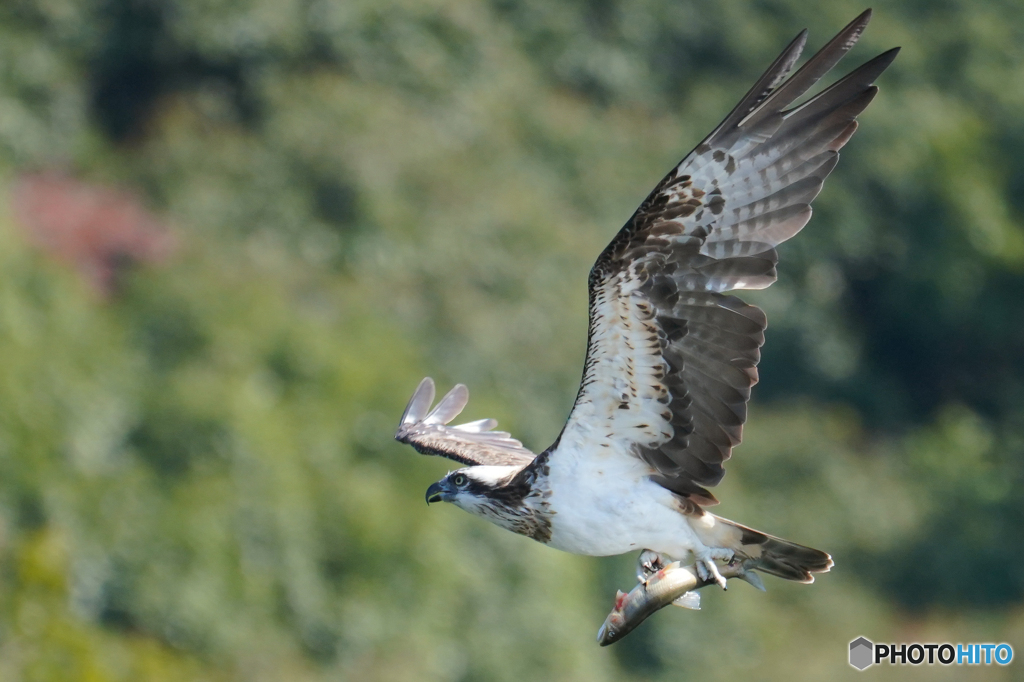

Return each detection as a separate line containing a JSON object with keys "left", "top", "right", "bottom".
{"left": 452, "top": 473, "right": 468, "bottom": 487}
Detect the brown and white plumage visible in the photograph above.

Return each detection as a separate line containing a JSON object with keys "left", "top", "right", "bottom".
{"left": 560, "top": 10, "right": 897, "bottom": 507}
{"left": 397, "top": 11, "right": 896, "bottom": 595}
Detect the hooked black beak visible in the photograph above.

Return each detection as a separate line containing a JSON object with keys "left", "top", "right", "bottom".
{"left": 425, "top": 481, "right": 446, "bottom": 504}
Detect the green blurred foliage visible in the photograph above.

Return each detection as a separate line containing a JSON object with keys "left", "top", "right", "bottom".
{"left": 0, "top": 0, "right": 1021, "bottom": 679}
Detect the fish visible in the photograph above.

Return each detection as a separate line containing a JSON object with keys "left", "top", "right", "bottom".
{"left": 597, "top": 560, "right": 765, "bottom": 646}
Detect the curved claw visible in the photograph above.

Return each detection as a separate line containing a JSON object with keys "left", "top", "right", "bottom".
{"left": 701, "top": 559, "right": 728, "bottom": 590}
{"left": 636, "top": 549, "right": 671, "bottom": 584}
{"left": 695, "top": 548, "right": 734, "bottom": 590}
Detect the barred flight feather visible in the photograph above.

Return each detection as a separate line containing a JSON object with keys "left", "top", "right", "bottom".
{"left": 547, "top": 9, "right": 898, "bottom": 506}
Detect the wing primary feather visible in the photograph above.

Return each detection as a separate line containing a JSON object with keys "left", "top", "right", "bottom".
{"left": 526, "top": 14, "right": 897, "bottom": 506}
{"left": 739, "top": 9, "right": 873, "bottom": 130}
{"left": 424, "top": 383, "right": 469, "bottom": 425}
{"left": 401, "top": 377, "right": 435, "bottom": 425}
{"left": 395, "top": 379, "right": 536, "bottom": 467}
{"left": 782, "top": 47, "right": 900, "bottom": 123}
{"left": 709, "top": 29, "right": 809, "bottom": 145}
{"left": 452, "top": 418, "right": 499, "bottom": 433}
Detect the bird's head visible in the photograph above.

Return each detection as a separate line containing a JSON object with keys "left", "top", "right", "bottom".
{"left": 425, "top": 466, "right": 523, "bottom": 515}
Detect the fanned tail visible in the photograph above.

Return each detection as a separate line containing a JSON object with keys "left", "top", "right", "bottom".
{"left": 754, "top": 534, "right": 833, "bottom": 583}
{"left": 707, "top": 514, "right": 833, "bottom": 583}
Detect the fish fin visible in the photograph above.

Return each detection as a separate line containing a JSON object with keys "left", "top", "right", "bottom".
{"left": 671, "top": 590, "right": 701, "bottom": 610}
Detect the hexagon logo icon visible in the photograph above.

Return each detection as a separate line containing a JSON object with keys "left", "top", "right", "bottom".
{"left": 849, "top": 637, "right": 874, "bottom": 670}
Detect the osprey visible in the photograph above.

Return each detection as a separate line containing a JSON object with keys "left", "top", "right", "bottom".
{"left": 397, "top": 12, "right": 896, "bottom": 593}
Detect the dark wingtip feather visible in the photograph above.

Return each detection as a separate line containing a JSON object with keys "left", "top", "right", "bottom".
{"left": 870, "top": 46, "right": 902, "bottom": 73}
{"left": 710, "top": 28, "right": 809, "bottom": 142}
{"left": 747, "top": 8, "right": 873, "bottom": 120}
{"left": 780, "top": 46, "right": 895, "bottom": 129}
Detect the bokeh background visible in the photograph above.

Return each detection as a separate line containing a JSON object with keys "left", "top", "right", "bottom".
{"left": 0, "top": 0, "right": 1021, "bottom": 680}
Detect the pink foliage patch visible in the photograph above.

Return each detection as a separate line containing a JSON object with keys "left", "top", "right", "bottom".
{"left": 11, "top": 172, "right": 175, "bottom": 296}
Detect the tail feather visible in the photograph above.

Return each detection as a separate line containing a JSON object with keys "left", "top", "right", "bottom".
{"left": 712, "top": 515, "right": 833, "bottom": 584}
{"left": 756, "top": 536, "right": 833, "bottom": 583}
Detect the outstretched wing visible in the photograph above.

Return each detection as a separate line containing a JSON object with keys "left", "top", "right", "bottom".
{"left": 550, "top": 11, "right": 898, "bottom": 505}
{"left": 396, "top": 377, "right": 537, "bottom": 467}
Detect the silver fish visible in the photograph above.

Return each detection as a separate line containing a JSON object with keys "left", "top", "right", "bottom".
{"left": 597, "top": 560, "right": 764, "bottom": 646}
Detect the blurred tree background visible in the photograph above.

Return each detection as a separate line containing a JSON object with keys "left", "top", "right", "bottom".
{"left": 0, "top": 0, "right": 1021, "bottom": 679}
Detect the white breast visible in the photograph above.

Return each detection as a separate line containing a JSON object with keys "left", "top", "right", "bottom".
{"left": 541, "top": 441, "right": 700, "bottom": 558}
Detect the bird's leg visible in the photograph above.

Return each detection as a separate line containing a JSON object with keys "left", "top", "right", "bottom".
{"left": 636, "top": 549, "right": 673, "bottom": 584}
{"left": 693, "top": 546, "right": 734, "bottom": 590}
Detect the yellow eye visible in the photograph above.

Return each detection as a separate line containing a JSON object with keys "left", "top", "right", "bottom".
{"left": 453, "top": 474, "right": 468, "bottom": 487}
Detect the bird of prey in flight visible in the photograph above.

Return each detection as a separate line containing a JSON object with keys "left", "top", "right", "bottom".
{"left": 397, "top": 11, "right": 897, "bottom": 595}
